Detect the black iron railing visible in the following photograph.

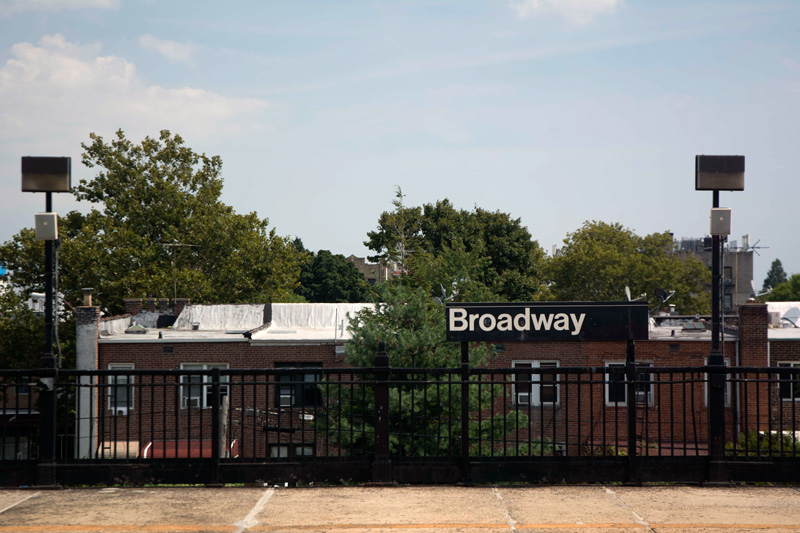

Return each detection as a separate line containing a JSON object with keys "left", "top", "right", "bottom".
{"left": 1, "top": 360, "right": 799, "bottom": 486}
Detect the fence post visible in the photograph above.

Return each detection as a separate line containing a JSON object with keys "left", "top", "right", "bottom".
{"left": 625, "top": 339, "right": 639, "bottom": 484}
{"left": 460, "top": 341, "right": 470, "bottom": 484}
{"left": 372, "top": 342, "right": 392, "bottom": 483}
{"left": 209, "top": 367, "right": 221, "bottom": 486}
{"left": 36, "top": 366, "right": 58, "bottom": 487}
{"left": 708, "top": 361, "right": 728, "bottom": 482}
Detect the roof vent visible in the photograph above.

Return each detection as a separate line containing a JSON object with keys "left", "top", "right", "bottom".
{"left": 125, "top": 323, "right": 147, "bottom": 335}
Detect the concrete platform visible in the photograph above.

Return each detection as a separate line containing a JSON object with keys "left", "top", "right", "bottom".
{"left": 1, "top": 484, "right": 799, "bottom": 532}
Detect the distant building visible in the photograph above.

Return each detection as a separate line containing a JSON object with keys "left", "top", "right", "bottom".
{"left": 676, "top": 236, "right": 755, "bottom": 313}
{"left": 345, "top": 255, "right": 396, "bottom": 285}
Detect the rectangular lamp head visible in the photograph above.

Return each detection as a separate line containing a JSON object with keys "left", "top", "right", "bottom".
{"left": 695, "top": 155, "right": 744, "bottom": 191}
{"left": 710, "top": 208, "right": 732, "bottom": 236}
{"left": 22, "top": 156, "right": 71, "bottom": 193}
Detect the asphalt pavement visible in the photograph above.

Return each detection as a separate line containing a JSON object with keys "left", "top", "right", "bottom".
{"left": 1, "top": 484, "right": 800, "bottom": 532}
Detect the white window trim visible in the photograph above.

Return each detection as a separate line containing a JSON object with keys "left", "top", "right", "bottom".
{"left": 108, "top": 363, "right": 134, "bottom": 415}
{"left": 605, "top": 362, "right": 654, "bottom": 407}
{"left": 276, "top": 363, "right": 322, "bottom": 408}
{"left": 778, "top": 362, "right": 800, "bottom": 402}
{"left": 704, "top": 358, "right": 732, "bottom": 407}
{"left": 512, "top": 360, "right": 560, "bottom": 407}
{"left": 180, "top": 363, "right": 229, "bottom": 409}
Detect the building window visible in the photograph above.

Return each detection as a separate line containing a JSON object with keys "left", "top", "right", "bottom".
{"left": 275, "top": 363, "right": 323, "bottom": 408}
{"left": 723, "top": 265, "right": 733, "bottom": 281}
{"left": 723, "top": 293, "right": 733, "bottom": 311}
{"left": 778, "top": 362, "right": 800, "bottom": 401}
{"left": 605, "top": 362, "right": 653, "bottom": 406}
{"left": 180, "top": 364, "right": 229, "bottom": 409}
{"left": 704, "top": 358, "right": 731, "bottom": 407}
{"left": 512, "top": 361, "right": 559, "bottom": 406}
{"left": 108, "top": 364, "right": 134, "bottom": 414}
{"left": 269, "top": 444, "right": 315, "bottom": 458}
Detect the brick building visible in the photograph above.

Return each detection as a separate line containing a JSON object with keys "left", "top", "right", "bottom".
{"left": 73, "top": 298, "right": 800, "bottom": 460}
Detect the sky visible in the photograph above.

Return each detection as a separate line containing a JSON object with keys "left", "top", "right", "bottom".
{"left": 1, "top": 0, "right": 798, "bottom": 291}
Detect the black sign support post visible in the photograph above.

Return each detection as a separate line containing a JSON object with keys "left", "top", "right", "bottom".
{"left": 460, "top": 341, "right": 470, "bottom": 484}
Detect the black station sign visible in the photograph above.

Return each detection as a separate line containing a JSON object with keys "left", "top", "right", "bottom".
{"left": 445, "top": 302, "right": 649, "bottom": 342}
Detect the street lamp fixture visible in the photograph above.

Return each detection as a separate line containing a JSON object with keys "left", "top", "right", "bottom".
{"left": 696, "top": 154, "right": 744, "bottom": 481}
{"left": 21, "top": 156, "right": 71, "bottom": 369}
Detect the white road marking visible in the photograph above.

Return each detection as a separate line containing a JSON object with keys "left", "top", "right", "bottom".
{"left": 0, "top": 492, "right": 39, "bottom": 515}
{"left": 604, "top": 486, "right": 655, "bottom": 532}
{"left": 492, "top": 486, "right": 518, "bottom": 532}
{"left": 234, "top": 488, "right": 275, "bottom": 532}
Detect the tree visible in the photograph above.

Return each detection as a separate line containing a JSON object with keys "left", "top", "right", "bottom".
{"left": 546, "top": 221, "right": 711, "bottom": 314}
{"left": 768, "top": 274, "right": 800, "bottom": 302}
{"left": 0, "top": 289, "right": 44, "bottom": 369}
{"left": 365, "top": 193, "right": 547, "bottom": 301}
{"left": 296, "top": 250, "right": 374, "bottom": 303}
{"left": 0, "top": 130, "right": 304, "bottom": 315}
{"left": 763, "top": 259, "right": 788, "bottom": 291}
{"left": 318, "top": 284, "right": 533, "bottom": 457}
{"left": 364, "top": 187, "right": 422, "bottom": 274}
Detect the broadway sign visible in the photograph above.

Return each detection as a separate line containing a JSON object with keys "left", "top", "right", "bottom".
{"left": 445, "top": 302, "right": 649, "bottom": 343}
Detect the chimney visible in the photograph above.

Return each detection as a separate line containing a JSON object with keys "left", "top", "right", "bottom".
{"left": 81, "top": 288, "right": 94, "bottom": 307}
{"left": 173, "top": 298, "right": 190, "bottom": 317}
{"left": 145, "top": 297, "right": 156, "bottom": 313}
{"left": 124, "top": 298, "right": 142, "bottom": 315}
{"left": 158, "top": 298, "right": 170, "bottom": 314}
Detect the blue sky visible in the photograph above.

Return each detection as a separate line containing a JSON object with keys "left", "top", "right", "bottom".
{"left": 1, "top": 0, "right": 798, "bottom": 291}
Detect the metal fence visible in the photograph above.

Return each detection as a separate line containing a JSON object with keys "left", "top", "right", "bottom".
{"left": 1, "top": 358, "right": 799, "bottom": 486}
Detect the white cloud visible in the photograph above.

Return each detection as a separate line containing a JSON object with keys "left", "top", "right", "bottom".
{"left": 0, "top": 34, "right": 269, "bottom": 144}
{"left": 0, "top": 0, "right": 119, "bottom": 16}
{"left": 139, "top": 34, "right": 198, "bottom": 66}
{"left": 511, "top": 0, "right": 621, "bottom": 25}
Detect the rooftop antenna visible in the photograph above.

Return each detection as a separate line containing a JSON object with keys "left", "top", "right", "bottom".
{"left": 650, "top": 288, "right": 675, "bottom": 315}
{"left": 742, "top": 236, "right": 768, "bottom": 256}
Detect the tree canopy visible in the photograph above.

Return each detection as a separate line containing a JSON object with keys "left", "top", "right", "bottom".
{"left": 296, "top": 249, "right": 374, "bottom": 303}
{"left": 546, "top": 221, "right": 711, "bottom": 314}
{"left": 319, "top": 284, "right": 530, "bottom": 457}
{"left": 767, "top": 273, "right": 800, "bottom": 302}
{"left": 0, "top": 129, "right": 303, "bottom": 315}
{"left": 763, "top": 259, "right": 788, "bottom": 291}
{"left": 364, "top": 190, "right": 547, "bottom": 301}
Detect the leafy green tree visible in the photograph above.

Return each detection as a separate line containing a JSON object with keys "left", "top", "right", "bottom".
{"left": 546, "top": 221, "right": 710, "bottom": 314}
{"left": 768, "top": 274, "right": 800, "bottom": 302}
{"left": 0, "top": 286, "right": 76, "bottom": 370}
{"left": 0, "top": 130, "right": 304, "bottom": 314}
{"left": 365, "top": 193, "right": 547, "bottom": 301}
{"left": 364, "top": 187, "right": 422, "bottom": 274}
{"left": 318, "top": 284, "right": 532, "bottom": 457}
{"left": 0, "top": 289, "right": 44, "bottom": 369}
{"left": 763, "top": 259, "right": 788, "bottom": 291}
{"left": 297, "top": 250, "right": 374, "bottom": 303}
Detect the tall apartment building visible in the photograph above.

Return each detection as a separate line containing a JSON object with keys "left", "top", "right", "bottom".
{"left": 676, "top": 235, "right": 755, "bottom": 313}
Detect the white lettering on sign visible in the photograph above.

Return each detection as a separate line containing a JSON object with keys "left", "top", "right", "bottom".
{"left": 448, "top": 308, "right": 587, "bottom": 336}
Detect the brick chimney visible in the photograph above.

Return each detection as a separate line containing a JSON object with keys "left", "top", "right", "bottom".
{"left": 145, "top": 297, "right": 156, "bottom": 313}
{"left": 173, "top": 298, "right": 190, "bottom": 317}
{"left": 124, "top": 298, "right": 142, "bottom": 315}
{"left": 738, "top": 302, "right": 768, "bottom": 366}
{"left": 158, "top": 298, "right": 170, "bottom": 314}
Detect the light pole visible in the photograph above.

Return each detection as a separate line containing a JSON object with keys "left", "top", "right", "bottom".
{"left": 21, "top": 156, "right": 71, "bottom": 487}
{"left": 695, "top": 154, "right": 744, "bottom": 480}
